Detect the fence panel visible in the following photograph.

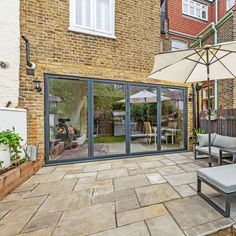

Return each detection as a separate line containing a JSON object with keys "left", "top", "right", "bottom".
{"left": 200, "top": 109, "right": 236, "bottom": 137}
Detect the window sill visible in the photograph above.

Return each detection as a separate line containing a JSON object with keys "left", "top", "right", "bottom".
{"left": 68, "top": 26, "right": 116, "bottom": 39}
{"left": 182, "top": 13, "right": 208, "bottom": 22}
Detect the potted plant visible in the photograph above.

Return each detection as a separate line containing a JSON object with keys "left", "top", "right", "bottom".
{"left": 200, "top": 109, "right": 218, "bottom": 120}
{"left": 0, "top": 129, "right": 23, "bottom": 169}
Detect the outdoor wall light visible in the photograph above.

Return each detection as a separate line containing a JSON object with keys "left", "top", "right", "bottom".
{"left": 33, "top": 77, "right": 42, "bottom": 92}
{"left": 188, "top": 92, "right": 193, "bottom": 102}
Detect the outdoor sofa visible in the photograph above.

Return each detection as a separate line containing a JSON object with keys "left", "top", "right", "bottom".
{"left": 194, "top": 133, "right": 236, "bottom": 165}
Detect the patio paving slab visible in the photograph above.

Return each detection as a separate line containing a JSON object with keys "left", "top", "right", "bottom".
{"left": 146, "top": 214, "right": 184, "bottom": 236}
{"left": 114, "top": 175, "right": 150, "bottom": 191}
{"left": 0, "top": 205, "right": 39, "bottom": 236}
{"left": 135, "top": 183, "right": 181, "bottom": 206}
{"left": 53, "top": 202, "right": 116, "bottom": 236}
{"left": 96, "top": 168, "right": 128, "bottom": 180}
{"left": 74, "top": 179, "right": 113, "bottom": 191}
{"left": 26, "top": 172, "right": 66, "bottom": 184}
{"left": 13, "top": 183, "right": 39, "bottom": 193}
{"left": 21, "top": 212, "right": 61, "bottom": 233}
{"left": 0, "top": 209, "right": 9, "bottom": 220}
{"left": 117, "top": 203, "right": 167, "bottom": 226}
{"left": 157, "top": 165, "right": 185, "bottom": 176}
{"left": 91, "top": 221, "right": 150, "bottom": 236}
{"left": 165, "top": 196, "right": 223, "bottom": 230}
{"left": 138, "top": 160, "right": 164, "bottom": 169}
{"left": 26, "top": 179, "right": 77, "bottom": 198}
{"left": 128, "top": 168, "right": 157, "bottom": 176}
{"left": 17, "top": 228, "right": 54, "bottom": 236}
{"left": 115, "top": 196, "right": 140, "bottom": 213}
{"left": 184, "top": 217, "right": 234, "bottom": 236}
{"left": 174, "top": 184, "right": 197, "bottom": 197}
{"left": 179, "top": 162, "right": 203, "bottom": 172}
{"left": 83, "top": 163, "right": 112, "bottom": 172}
{"left": 36, "top": 189, "right": 91, "bottom": 215}
{"left": 63, "top": 171, "right": 97, "bottom": 180}
{"left": 145, "top": 172, "right": 166, "bottom": 184}
{"left": 164, "top": 172, "right": 196, "bottom": 186}
{"left": 92, "top": 189, "right": 135, "bottom": 205}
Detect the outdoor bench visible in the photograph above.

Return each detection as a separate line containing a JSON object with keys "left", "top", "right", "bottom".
{"left": 194, "top": 134, "right": 236, "bottom": 165}
{"left": 197, "top": 164, "right": 236, "bottom": 217}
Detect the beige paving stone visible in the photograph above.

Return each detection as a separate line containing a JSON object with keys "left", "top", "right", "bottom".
{"left": 117, "top": 203, "right": 167, "bottom": 226}
{"left": 0, "top": 209, "right": 9, "bottom": 220}
{"left": 184, "top": 218, "right": 234, "bottom": 236}
{"left": 37, "top": 189, "right": 91, "bottom": 214}
{"left": 26, "top": 179, "right": 77, "bottom": 198}
{"left": 128, "top": 168, "right": 157, "bottom": 176}
{"left": 26, "top": 172, "right": 66, "bottom": 184}
{"left": 63, "top": 171, "right": 97, "bottom": 180}
{"left": 114, "top": 175, "right": 150, "bottom": 191}
{"left": 53, "top": 202, "right": 116, "bottom": 236}
{"left": 179, "top": 162, "right": 203, "bottom": 172}
{"left": 0, "top": 196, "right": 47, "bottom": 211}
{"left": 157, "top": 165, "right": 185, "bottom": 176}
{"left": 174, "top": 158, "right": 194, "bottom": 164}
{"left": 145, "top": 172, "right": 166, "bottom": 184}
{"left": 164, "top": 153, "right": 187, "bottom": 160}
{"left": 13, "top": 183, "right": 39, "bottom": 193}
{"left": 36, "top": 166, "right": 56, "bottom": 174}
{"left": 164, "top": 172, "right": 196, "bottom": 186}
{"left": 77, "top": 175, "right": 96, "bottom": 183}
{"left": 92, "top": 189, "right": 135, "bottom": 205}
{"left": 22, "top": 212, "right": 61, "bottom": 233}
{"left": 0, "top": 205, "right": 39, "bottom": 236}
{"left": 174, "top": 184, "right": 197, "bottom": 197}
{"left": 91, "top": 221, "right": 150, "bottom": 236}
{"left": 1, "top": 191, "right": 31, "bottom": 202}
{"left": 83, "top": 163, "right": 112, "bottom": 172}
{"left": 74, "top": 179, "right": 113, "bottom": 191}
{"left": 97, "top": 168, "right": 128, "bottom": 180}
{"left": 135, "top": 183, "right": 180, "bottom": 206}
{"left": 138, "top": 160, "right": 164, "bottom": 169}
{"left": 54, "top": 165, "right": 84, "bottom": 174}
{"left": 93, "top": 185, "right": 114, "bottom": 196}
{"left": 146, "top": 214, "right": 184, "bottom": 236}
{"left": 17, "top": 228, "right": 54, "bottom": 236}
{"left": 159, "top": 158, "right": 176, "bottom": 166}
{"left": 116, "top": 196, "right": 140, "bottom": 213}
{"left": 165, "top": 196, "right": 222, "bottom": 230}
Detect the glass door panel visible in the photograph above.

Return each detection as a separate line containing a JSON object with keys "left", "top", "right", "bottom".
{"left": 93, "top": 82, "right": 126, "bottom": 156}
{"left": 161, "top": 88, "right": 184, "bottom": 150}
{"left": 130, "top": 85, "right": 157, "bottom": 153}
{"left": 48, "top": 78, "right": 88, "bottom": 160}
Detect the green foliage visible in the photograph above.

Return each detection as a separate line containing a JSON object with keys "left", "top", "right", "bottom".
{"left": 0, "top": 129, "right": 23, "bottom": 166}
{"left": 192, "top": 128, "right": 205, "bottom": 145}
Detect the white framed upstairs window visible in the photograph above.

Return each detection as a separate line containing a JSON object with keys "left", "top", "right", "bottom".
{"left": 171, "top": 39, "right": 188, "bottom": 51}
{"left": 227, "top": 0, "right": 235, "bottom": 10}
{"left": 69, "top": 0, "right": 115, "bottom": 38}
{"left": 182, "top": 0, "right": 208, "bottom": 21}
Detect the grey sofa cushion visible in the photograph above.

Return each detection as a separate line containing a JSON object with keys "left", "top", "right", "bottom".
{"left": 198, "top": 133, "right": 217, "bottom": 147}
{"left": 197, "top": 164, "right": 236, "bottom": 193}
{"left": 213, "top": 134, "right": 236, "bottom": 149}
{"left": 195, "top": 146, "right": 232, "bottom": 158}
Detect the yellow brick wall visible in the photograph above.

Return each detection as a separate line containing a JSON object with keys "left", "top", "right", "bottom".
{"left": 19, "top": 0, "right": 193, "bottom": 161}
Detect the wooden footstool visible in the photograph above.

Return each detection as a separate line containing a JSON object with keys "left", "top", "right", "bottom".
{"left": 197, "top": 164, "right": 236, "bottom": 217}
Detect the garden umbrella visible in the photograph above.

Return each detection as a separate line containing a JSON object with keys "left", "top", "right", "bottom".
{"left": 148, "top": 41, "right": 236, "bottom": 167}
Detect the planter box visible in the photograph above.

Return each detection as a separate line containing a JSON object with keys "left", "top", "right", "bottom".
{"left": 0, "top": 160, "right": 43, "bottom": 200}
{"left": 0, "top": 144, "right": 11, "bottom": 169}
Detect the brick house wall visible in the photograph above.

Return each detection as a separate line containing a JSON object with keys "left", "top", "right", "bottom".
{"left": 19, "top": 0, "right": 193, "bottom": 161}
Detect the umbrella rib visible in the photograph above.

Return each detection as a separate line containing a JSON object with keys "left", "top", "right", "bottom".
{"left": 210, "top": 51, "right": 232, "bottom": 65}
{"left": 213, "top": 54, "right": 236, "bottom": 78}
{"left": 184, "top": 55, "right": 203, "bottom": 83}
{"left": 148, "top": 50, "right": 201, "bottom": 76}
{"left": 194, "top": 49, "right": 207, "bottom": 64}
{"left": 209, "top": 46, "right": 221, "bottom": 64}
{"left": 216, "top": 48, "right": 236, "bottom": 54}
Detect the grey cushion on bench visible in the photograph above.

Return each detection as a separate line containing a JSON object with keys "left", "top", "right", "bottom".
{"left": 195, "top": 146, "right": 232, "bottom": 158}
{"left": 198, "top": 133, "right": 217, "bottom": 147}
{"left": 213, "top": 134, "right": 236, "bottom": 149}
{"left": 197, "top": 164, "right": 236, "bottom": 193}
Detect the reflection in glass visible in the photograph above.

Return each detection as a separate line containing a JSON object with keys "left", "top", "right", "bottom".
{"left": 130, "top": 86, "right": 157, "bottom": 153}
{"left": 94, "top": 82, "right": 126, "bottom": 156}
{"left": 48, "top": 79, "right": 88, "bottom": 160}
{"left": 161, "top": 88, "right": 184, "bottom": 150}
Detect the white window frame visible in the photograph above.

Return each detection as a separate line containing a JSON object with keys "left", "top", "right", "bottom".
{"left": 182, "top": 0, "right": 208, "bottom": 21}
{"left": 227, "top": 0, "right": 235, "bottom": 10}
{"left": 171, "top": 39, "right": 188, "bottom": 51}
{"left": 69, "top": 0, "right": 116, "bottom": 39}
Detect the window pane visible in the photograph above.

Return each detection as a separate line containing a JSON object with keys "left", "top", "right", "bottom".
{"left": 93, "top": 82, "right": 126, "bottom": 156}
{"left": 48, "top": 78, "right": 88, "bottom": 161}
{"left": 171, "top": 40, "right": 187, "bottom": 51}
{"left": 161, "top": 88, "right": 184, "bottom": 150}
{"left": 76, "top": 0, "right": 91, "bottom": 28}
{"left": 96, "top": 0, "right": 110, "bottom": 32}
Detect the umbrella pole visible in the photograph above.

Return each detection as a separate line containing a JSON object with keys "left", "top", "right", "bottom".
{"left": 206, "top": 49, "right": 212, "bottom": 167}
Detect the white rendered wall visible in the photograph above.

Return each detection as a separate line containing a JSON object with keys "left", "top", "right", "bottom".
{"left": 0, "top": 0, "right": 20, "bottom": 107}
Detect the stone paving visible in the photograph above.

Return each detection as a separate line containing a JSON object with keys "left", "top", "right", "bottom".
{"left": 0, "top": 152, "right": 235, "bottom": 236}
